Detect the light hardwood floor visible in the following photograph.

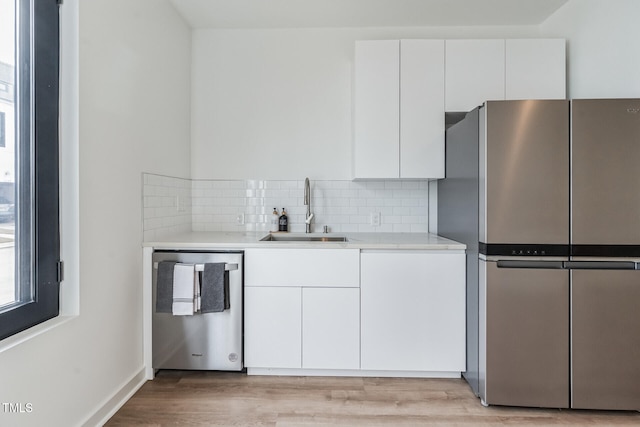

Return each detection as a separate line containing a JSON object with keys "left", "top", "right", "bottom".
{"left": 106, "top": 371, "right": 640, "bottom": 426}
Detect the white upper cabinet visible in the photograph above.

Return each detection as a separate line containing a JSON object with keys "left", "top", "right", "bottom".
{"left": 354, "top": 39, "right": 445, "bottom": 179}
{"left": 400, "top": 40, "right": 445, "bottom": 179}
{"left": 505, "top": 39, "right": 566, "bottom": 100}
{"left": 445, "top": 39, "right": 506, "bottom": 112}
{"left": 354, "top": 40, "right": 400, "bottom": 179}
{"left": 354, "top": 38, "right": 565, "bottom": 180}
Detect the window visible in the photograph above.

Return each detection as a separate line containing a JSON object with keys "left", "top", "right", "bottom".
{"left": 0, "top": 0, "right": 61, "bottom": 340}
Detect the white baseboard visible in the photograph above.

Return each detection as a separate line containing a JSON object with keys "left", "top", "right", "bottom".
{"left": 247, "top": 368, "right": 461, "bottom": 379}
{"left": 81, "top": 367, "right": 147, "bottom": 427}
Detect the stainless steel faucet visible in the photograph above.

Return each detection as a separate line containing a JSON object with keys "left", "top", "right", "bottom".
{"left": 304, "top": 177, "right": 314, "bottom": 233}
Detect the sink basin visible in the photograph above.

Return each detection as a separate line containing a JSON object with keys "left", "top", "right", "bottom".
{"left": 260, "top": 234, "right": 348, "bottom": 243}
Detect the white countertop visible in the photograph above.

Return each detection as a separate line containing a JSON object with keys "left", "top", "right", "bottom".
{"left": 144, "top": 231, "right": 466, "bottom": 251}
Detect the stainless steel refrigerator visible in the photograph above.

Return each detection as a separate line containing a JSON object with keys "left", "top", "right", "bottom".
{"left": 439, "top": 98, "right": 640, "bottom": 410}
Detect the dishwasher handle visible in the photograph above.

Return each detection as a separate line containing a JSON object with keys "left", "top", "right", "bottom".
{"left": 153, "top": 262, "right": 238, "bottom": 272}
{"left": 564, "top": 261, "right": 637, "bottom": 270}
{"left": 496, "top": 260, "right": 565, "bottom": 269}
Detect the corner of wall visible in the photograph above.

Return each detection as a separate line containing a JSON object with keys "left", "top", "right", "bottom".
{"left": 80, "top": 367, "right": 147, "bottom": 427}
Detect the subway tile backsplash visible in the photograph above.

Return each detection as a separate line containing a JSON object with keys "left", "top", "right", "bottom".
{"left": 143, "top": 173, "right": 430, "bottom": 240}
{"left": 142, "top": 174, "right": 192, "bottom": 242}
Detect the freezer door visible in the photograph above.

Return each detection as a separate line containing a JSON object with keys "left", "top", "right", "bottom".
{"left": 482, "top": 100, "right": 569, "bottom": 245}
{"left": 572, "top": 99, "right": 640, "bottom": 247}
{"left": 482, "top": 260, "right": 570, "bottom": 408}
{"left": 571, "top": 269, "right": 640, "bottom": 410}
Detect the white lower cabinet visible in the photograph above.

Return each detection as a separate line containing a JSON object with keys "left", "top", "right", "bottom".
{"left": 245, "top": 248, "right": 360, "bottom": 287}
{"left": 244, "top": 248, "right": 361, "bottom": 372}
{"left": 244, "top": 248, "right": 465, "bottom": 376}
{"left": 360, "top": 251, "right": 466, "bottom": 372}
{"left": 302, "top": 288, "right": 360, "bottom": 370}
{"left": 244, "top": 286, "right": 302, "bottom": 369}
{"left": 245, "top": 286, "right": 360, "bottom": 370}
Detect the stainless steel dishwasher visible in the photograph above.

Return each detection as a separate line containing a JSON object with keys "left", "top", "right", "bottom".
{"left": 152, "top": 250, "right": 243, "bottom": 371}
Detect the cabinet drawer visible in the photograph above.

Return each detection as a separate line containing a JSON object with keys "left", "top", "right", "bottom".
{"left": 245, "top": 248, "right": 359, "bottom": 287}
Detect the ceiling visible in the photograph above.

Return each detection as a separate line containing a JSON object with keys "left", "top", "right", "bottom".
{"left": 169, "top": 0, "right": 569, "bottom": 29}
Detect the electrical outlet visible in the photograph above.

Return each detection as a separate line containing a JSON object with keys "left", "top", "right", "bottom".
{"left": 176, "top": 195, "right": 188, "bottom": 212}
{"left": 370, "top": 212, "right": 381, "bottom": 227}
{"left": 236, "top": 213, "right": 245, "bottom": 225}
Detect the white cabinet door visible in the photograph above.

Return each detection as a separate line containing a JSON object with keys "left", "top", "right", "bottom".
{"left": 505, "top": 39, "right": 566, "bottom": 100}
{"left": 354, "top": 39, "right": 446, "bottom": 179}
{"left": 361, "top": 251, "right": 465, "bottom": 372}
{"left": 245, "top": 248, "right": 360, "bottom": 288}
{"left": 244, "top": 287, "right": 301, "bottom": 369}
{"left": 445, "top": 40, "right": 505, "bottom": 112}
{"left": 354, "top": 40, "right": 400, "bottom": 179}
{"left": 302, "top": 288, "right": 360, "bottom": 370}
{"left": 400, "top": 39, "right": 445, "bottom": 179}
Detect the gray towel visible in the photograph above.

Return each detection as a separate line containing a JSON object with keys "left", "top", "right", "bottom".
{"left": 156, "top": 261, "right": 177, "bottom": 313}
{"left": 201, "top": 263, "right": 227, "bottom": 313}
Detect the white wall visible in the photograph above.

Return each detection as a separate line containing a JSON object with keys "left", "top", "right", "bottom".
{"left": 191, "top": 26, "right": 540, "bottom": 181}
{"left": 191, "top": 1, "right": 640, "bottom": 182}
{"left": 541, "top": 0, "right": 640, "bottom": 98}
{"left": 0, "top": 1, "right": 192, "bottom": 426}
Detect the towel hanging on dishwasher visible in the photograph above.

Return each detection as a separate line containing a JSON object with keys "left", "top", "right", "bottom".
{"left": 156, "top": 261, "right": 176, "bottom": 313}
{"left": 201, "top": 263, "right": 228, "bottom": 313}
{"left": 172, "top": 263, "right": 198, "bottom": 315}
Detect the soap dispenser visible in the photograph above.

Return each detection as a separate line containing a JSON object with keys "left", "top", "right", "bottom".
{"left": 279, "top": 208, "right": 288, "bottom": 232}
{"left": 270, "top": 208, "right": 279, "bottom": 232}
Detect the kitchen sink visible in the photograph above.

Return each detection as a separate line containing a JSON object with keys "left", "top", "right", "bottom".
{"left": 260, "top": 234, "right": 348, "bottom": 242}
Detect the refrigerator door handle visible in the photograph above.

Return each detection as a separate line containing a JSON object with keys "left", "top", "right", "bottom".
{"left": 496, "top": 260, "right": 565, "bottom": 269}
{"left": 564, "top": 261, "right": 638, "bottom": 270}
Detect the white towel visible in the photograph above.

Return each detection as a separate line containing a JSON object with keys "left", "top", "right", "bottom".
{"left": 172, "top": 263, "right": 196, "bottom": 315}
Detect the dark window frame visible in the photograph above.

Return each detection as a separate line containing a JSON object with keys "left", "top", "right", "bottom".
{"left": 0, "top": 0, "right": 61, "bottom": 340}
{"left": 0, "top": 111, "right": 5, "bottom": 148}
